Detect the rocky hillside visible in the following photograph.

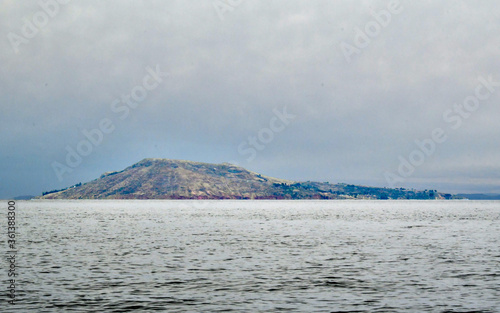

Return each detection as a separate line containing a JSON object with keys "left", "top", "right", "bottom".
{"left": 39, "top": 158, "right": 456, "bottom": 200}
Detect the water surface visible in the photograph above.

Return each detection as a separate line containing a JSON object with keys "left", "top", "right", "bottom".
{"left": 2, "top": 200, "right": 499, "bottom": 312}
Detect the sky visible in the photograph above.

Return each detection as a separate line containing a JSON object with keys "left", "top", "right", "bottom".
{"left": 1, "top": 0, "right": 500, "bottom": 198}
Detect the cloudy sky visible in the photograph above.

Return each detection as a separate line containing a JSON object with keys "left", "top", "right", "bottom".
{"left": 1, "top": 0, "right": 500, "bottom": 198}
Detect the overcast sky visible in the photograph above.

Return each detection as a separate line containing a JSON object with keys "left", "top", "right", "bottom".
{"left": 1, "top": 0, "right": 500, "bottom": 198}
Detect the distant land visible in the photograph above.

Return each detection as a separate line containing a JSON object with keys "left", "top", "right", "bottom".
{"left": 456, "top": 193, "right": 500, "bottom": 200}
{"left": 12, "top": 195, "right": 36, "bottom": 200}
{"left": 37, "top": 158, "right": 464, "bottom": 200}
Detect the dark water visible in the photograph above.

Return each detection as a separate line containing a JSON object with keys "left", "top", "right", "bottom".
{"left": 2, "top": 200, "right": 500, "bottom": 312}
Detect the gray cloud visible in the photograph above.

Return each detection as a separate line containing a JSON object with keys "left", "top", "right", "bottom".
{"left": 1, "top": 0, "right": 500, "bottom": 198}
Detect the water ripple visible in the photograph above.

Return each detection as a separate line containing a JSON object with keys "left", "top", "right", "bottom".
{"left": 1, "top": 200, "right": 499, "bottom": 312}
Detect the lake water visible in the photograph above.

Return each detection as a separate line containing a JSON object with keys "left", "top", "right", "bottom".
{"left": 2, "top": 200, "right": 500, "bottom": 312}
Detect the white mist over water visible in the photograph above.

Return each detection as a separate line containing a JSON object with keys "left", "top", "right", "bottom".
{"left": 3, "top": 200, "right": 500, "bottom": 312}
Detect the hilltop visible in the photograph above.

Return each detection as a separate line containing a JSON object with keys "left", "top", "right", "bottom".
{"left": 39, "top": 158, "right": 456, "bottom": 200}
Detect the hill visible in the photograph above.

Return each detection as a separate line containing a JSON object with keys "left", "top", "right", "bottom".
{"left": 39, "top": 158, "right": 457, "bottom": 200}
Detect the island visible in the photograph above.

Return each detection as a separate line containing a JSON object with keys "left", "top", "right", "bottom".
{"left": 39, "top": 158, "right": 459, "bottom": 200}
